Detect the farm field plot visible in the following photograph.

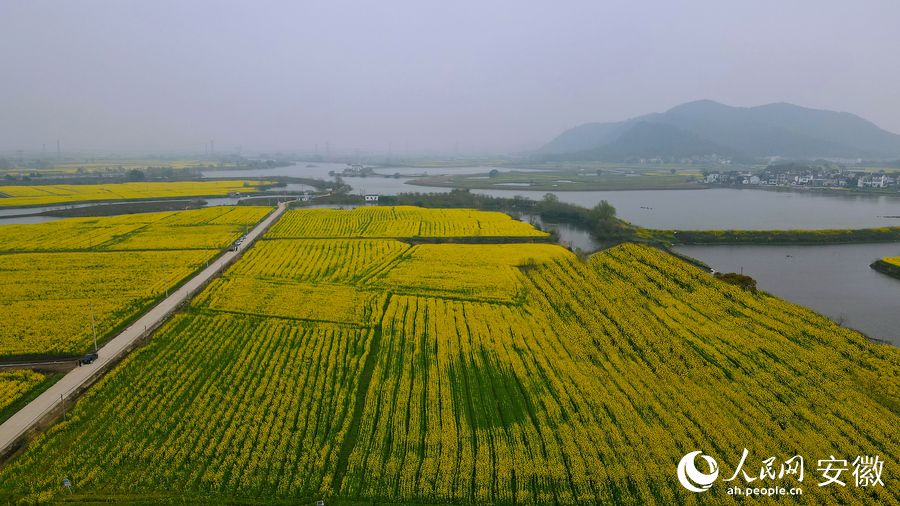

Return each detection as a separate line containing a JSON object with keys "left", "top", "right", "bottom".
{"left": 0, "top": 207, "right": 270, "bottom": 357}
{"left": 231, "top": 238, "right": 410, "bottom": 284}
{"left": 0, "top": 313, "right": 373, "bottom": 502}
{"left": 367, "top": 243, "right": 568, "bottom": 302}
{"left": 0, "top": 250, "right": 213, "bottom": 356}
{"left": 338, "top": 247, "right": 900, "bottom": 504}
{"left": 266, "top": 206, "right": 549, "bottom": 238}
{"left": 0, "top": 207, "right": 898, "bottom": 504}
{"left": 0, "top": 371, "right": 46, "bottom": 419}
{"left": 195, "top": 277, "right": 385, "bottom": 325}
{"left": 0, "top": 180, "right": 270, "bottom": 208}
{"left": 0, "top": 206, "right": 271, "bottom": 252}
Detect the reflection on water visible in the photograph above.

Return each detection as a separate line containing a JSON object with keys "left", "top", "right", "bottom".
{"left": 674, "top": 243, "right": 900, "bottom": 346}
{"left": 518, "top": 214, "right": 601, "bottom": 251}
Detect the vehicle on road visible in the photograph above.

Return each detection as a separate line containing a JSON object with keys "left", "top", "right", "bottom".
{"left": 79, "top": 352, "right": 98, "bottom": 365}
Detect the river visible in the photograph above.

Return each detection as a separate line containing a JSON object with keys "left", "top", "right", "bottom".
{"left": 203, "top": 163, "right": 900, "bottom": 230}
{"left": 471, "top": 188, "right": 899, "bottom": 230}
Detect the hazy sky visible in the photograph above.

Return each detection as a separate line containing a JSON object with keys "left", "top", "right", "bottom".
{"left": 2, "top": 1, "right": 899, "bottom": 155}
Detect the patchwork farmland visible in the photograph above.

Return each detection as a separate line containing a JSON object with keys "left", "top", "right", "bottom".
{"left": 0, "top": 207, "right": 272, "bottom": 357}
{"left": 0, "top": 207, "right": 896, "bottom": 504}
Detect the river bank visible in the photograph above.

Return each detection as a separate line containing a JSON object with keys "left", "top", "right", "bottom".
{"left": 643, "top": 227, "right": 900, "bottom": 245}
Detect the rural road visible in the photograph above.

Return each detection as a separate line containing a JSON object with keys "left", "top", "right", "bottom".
{"left": 0, "top": 202, "right": 287, "bottom": 455}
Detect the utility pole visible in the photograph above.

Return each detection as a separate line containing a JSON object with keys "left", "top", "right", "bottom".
{"left": 90, "top": 302, "right": 98, "bottom": 352}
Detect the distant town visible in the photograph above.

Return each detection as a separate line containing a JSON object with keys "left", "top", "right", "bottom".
{"left": 704, "top": 162, "right": 898, "bottom": 189}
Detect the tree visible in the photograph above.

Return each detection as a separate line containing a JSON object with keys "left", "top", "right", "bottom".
{"left": 588, "top": 200, "right": 620, "bottom": 238}
{"left": 590, "top": 200, "right": 616, "bottom": 221}
{"left": 127, "top": 169, "right": 145, "bottom": 181}
{"left": 488, "top": 169, "right": 500, "bottom": 178}
{"left": 542, "top": 193, "right": 558, "bottom": 203}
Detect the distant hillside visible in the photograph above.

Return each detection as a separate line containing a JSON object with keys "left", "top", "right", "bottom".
{"left": 567, "top": 121, "right": 736, "bottom": 161}
{"left": 542, "top": 100, "right": 900, "bottom": 160}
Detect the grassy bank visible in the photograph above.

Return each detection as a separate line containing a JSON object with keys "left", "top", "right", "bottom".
{"left": 643, "top": 227, "right": 900, "bottom": 245}
{"left": 409, "top": 168, "right": 707, "bottom": 191}
{"left": 871, "top": 257, "right": 900, "bottom": 280}
{"left": 42, "top": 199, "right": 208, "bottom": 217}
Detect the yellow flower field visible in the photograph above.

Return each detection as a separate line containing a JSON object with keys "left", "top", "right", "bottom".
{"left": 231, "top": 238, "right": 410, "bottom": 284}
{"left": 266, "top": 206, "right": 549, "bottom": 238}
{"left": 0, "top": 206, "right": 270, "bottom": 252}
{"left": 367, "top": 243, "right": 570, "bottom": 302}
{"left": 884, "top": 256, "right": 900, "bottom": 267}
{"left": 0, "top": 207, "right": 897, "bottom": 504}
{"left": 0, "top": 206, "right": 270, "bottom": 356}
{"left": 196, "top": 276, "right": 385, "bottom": 325}
{"left": 0, "top": 180, "right": 270, "bottom": 207}
{"left": 0, "top": 370, "right": 45, "bottom": 414}
{"left": 0, "top": 250, "right": 213, "bottom": 356}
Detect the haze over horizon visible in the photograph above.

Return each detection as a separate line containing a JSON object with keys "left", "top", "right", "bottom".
{"left": 2, "top": 0, "right": 899, "bottom": 156}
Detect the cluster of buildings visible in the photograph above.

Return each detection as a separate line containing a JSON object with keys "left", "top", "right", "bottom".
{"left": 704, "top": 166, "right": 898, "bottom": 190}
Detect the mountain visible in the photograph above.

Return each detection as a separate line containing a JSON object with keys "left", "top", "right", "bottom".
{"left": 541, "top": 100, "right": 900, "bottom": 160}
{"left": 569, "top": 121, "right": 737, "bottom": 160}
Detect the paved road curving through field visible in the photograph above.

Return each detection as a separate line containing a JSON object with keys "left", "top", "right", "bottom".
{"left": 0, "top": 202, "right": 287, "bottom": 455}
